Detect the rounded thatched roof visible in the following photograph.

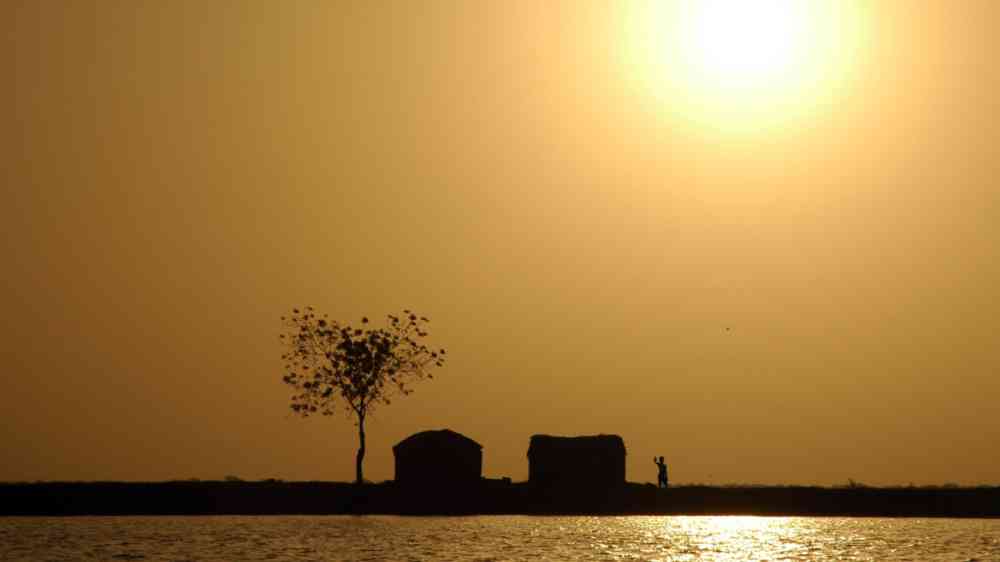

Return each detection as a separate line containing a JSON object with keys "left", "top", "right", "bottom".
{"left": 393, "top": 429, "right": 482, "bottom": 453}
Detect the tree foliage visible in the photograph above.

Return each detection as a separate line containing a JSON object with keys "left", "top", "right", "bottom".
{"left": 281, "top": 307, "right": 445, "bottom": 419}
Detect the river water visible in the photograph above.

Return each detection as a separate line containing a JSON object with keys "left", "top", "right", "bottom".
{"left": 1, "top": 515, "right": 998, "bottom": 561}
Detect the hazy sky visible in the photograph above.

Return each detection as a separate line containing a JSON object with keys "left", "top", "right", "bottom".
{"left": 2, "top": 1, "right": 998, "bottom": 486}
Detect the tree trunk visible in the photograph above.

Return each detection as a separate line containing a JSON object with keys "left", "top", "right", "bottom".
{"left": 355, "top": 414, "right": 366, "bottom": 485}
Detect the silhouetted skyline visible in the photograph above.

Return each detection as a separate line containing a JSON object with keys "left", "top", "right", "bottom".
{"left": 1, "top": 1, "right": 998, "bottom": 486}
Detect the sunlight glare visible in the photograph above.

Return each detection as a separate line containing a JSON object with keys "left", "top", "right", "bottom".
{"left": 626, "top": 0, "right": 866, "bottom": 133}
{"left": 683, "top": 0, "right": 808, "bottom": 87}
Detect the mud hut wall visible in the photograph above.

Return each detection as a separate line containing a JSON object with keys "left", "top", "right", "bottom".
{"left": 528, "top": 450, "right": 624, "bottom": 486}
{"left": 394, "top": 442, "right": 482, "bottom": 485}
{"left": 527, "top": 436, "right": 626, "bottom": 487}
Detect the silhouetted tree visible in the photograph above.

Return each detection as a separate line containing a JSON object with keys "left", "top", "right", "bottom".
{"left": 280, "top": 308, "right": 446, "bottom": 484}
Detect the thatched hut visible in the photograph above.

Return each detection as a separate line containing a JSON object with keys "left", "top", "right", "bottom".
{"left": 527, "top": 434, "right": 626, "bottom": 488}
{"left": 393, "top": 429, "right": 482, "bottom": 486}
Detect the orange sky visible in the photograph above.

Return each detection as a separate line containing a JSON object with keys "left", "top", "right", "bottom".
{"left": 2, "top": 1, "right": 998, "bottom": 486}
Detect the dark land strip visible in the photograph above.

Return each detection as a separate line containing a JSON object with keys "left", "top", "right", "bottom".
{"left": 2, "top": 481, "right": 999, "bottom": 517}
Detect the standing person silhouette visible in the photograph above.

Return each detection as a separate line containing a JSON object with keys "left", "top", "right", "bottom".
{"left": 654, "top": 456, "right": 669, "bottom": 489}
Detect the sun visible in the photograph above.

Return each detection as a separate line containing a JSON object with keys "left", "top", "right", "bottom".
{"left": 626, "top": 0, "right": 866, "bottom": 133}
{"left": 682, "top": 0, "right": 809, "bottom": 88}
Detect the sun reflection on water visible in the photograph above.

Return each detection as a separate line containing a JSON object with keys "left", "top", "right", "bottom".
{"left": 622, "top": 515, "right": 822, "bottom": 561}
{"left": 672, "top": 516, "right": 789, "bottom": 549}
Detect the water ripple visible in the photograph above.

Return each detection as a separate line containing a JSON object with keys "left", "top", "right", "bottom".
{"left": 1, "top": 515, "right": 999, "bottom": 561}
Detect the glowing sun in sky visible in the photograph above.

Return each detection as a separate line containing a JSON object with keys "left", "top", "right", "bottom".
{"left": 627, "top": 0, "right": 866, "bottom": 132}
{"left": 681, "top": 0, "right": 810, "bottom": 87}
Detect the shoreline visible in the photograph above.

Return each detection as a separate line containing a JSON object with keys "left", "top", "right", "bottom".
{"left": 2, "top": 481, "right": 999, "bottom": 518}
